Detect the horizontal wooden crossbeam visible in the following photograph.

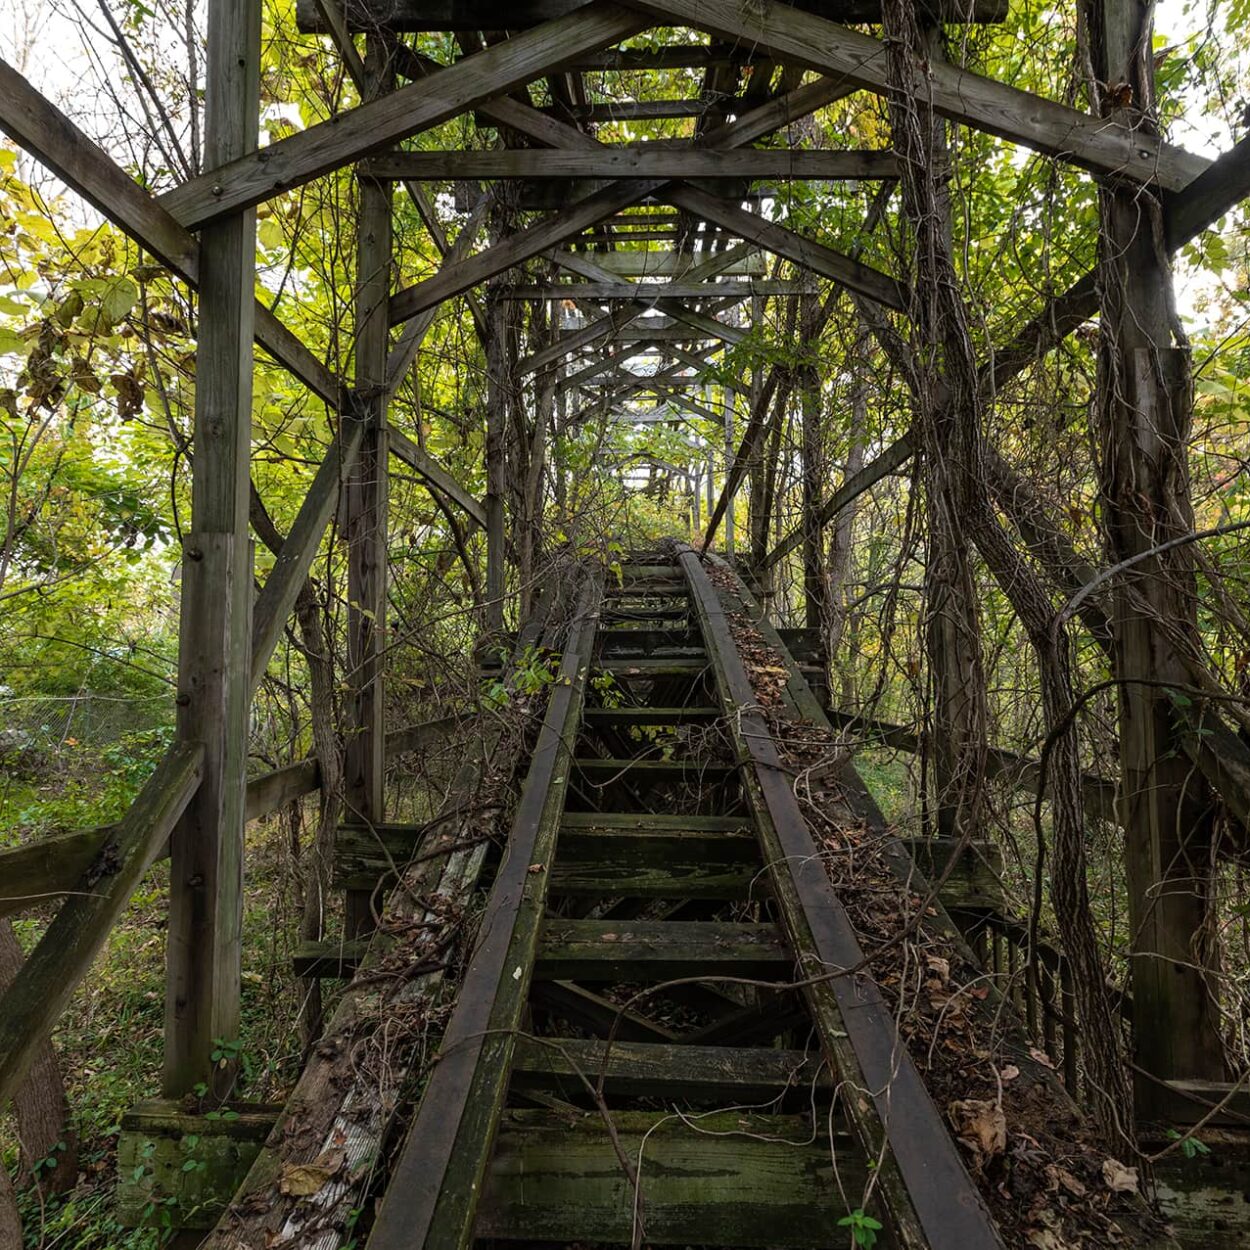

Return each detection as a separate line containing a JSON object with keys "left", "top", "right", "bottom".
{"left": 630, "top": 0, "right": 1207, "bottom": 191}
{"left": 159, "top": 2, "right": 649, "bottom": 228}
{"left": 297, "top": 0, "right": 1008, "bottom": 32}
{"left": 551, "top": 247, "right": 766, "bottom": 276}
{"left": 363, "top": 148, "right": 898, "bottom": 180}
{"left": 506, "top": 280, "right": 803, "bottom": 300}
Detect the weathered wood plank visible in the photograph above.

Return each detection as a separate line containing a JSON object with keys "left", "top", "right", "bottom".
{"left": 572, "top": 757, "right": 734, "bottom": 782}
{"left": 580, "top": 705, "right": 719, "bottom": 724}
{"left": 668, "top": 185, "right": 909, "bottom": 310}
{"left": 0, "top": 744, "right": 204, "bottom": 1106}
{"left": 552, "top": 248, "right": 767, "bottom": 277}
{"left": 159, "top": 4, "right": 649, "bottom": 227}
{"left": 342, "top": 69, "right": 393, "bottom": 940}
{"left": 679, "top": 547, "right": 1003, "bottom": 1250}
{"left": 478, "top": 1109, "right": 865, "bottom": 1247}
{"left": 363, "top": 148, "right": 899, "bottom": 180}
{"left": 250, "top": 417, "right": 368, "bottom": 690}
{"left": 508, "top": 280, "right": 804, "bottom": 299}
{"left": 163, "top": 0, "right": 260, "bottom": 1096}
{"left": 511, "top": 1035, "right": 829, "bottom": 1099}
{"left": 631, "top": 0, "right": 1207, "bottom": 190}
{"left": 366, "top": 581, "right": 600, "bottom": 1250}
{"left": 388, "top": 178, "right": 663, "bottom": 327}
{"left": 301, "top": 0, "right": 1006, "bottom": 31}
{"left": 535, "top": 918, "right": 791, "bottom": 981}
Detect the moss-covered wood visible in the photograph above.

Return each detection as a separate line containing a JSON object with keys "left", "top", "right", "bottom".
{"left": 510, "top": 1036, "right": 830, "bottom": 1100}
{"left": 535, "top": 918, "right": 791, "bottom": 981}
{"left": 477, "top": 1108, "right": 866, "bottom": 1247}
{"left": 117, "top": 1100, "right": 278, "bottom": 1230}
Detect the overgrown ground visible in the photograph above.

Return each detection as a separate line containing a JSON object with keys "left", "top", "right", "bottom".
{"left": 2, "top": 738, "right": 313, "bottom": 1250}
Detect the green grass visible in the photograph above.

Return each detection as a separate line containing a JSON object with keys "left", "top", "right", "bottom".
{"left": 852, "top": 749, "right": 918, "bottom": 823}
{"left": 3, "top": 793, "right": 308, "bottom": 1248}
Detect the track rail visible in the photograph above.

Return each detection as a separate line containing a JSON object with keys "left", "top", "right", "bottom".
{"left": 347, "top": 549, "right": 1010, "bottom": 1250}
{"left": 676, "top": 542, "right": 1003, "bottom": 1250}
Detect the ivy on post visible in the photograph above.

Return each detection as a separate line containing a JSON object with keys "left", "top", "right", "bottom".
{"left": 162, "top": 0, "right": 260, "bottom": 1099}
{"left": 1087, "top": 0, "right": 1228, "bottom": 1114}
{"left": 343, "top": 34, "right": 395, "bottom": 940}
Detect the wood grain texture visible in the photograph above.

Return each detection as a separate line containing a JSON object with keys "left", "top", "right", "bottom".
{"left": 363, "top": 147, "right": 899, "bottom": 180}
{"left": 631, "top": 0, "right": 1207, "bottom": 190}
{"left": 159, "top": 3, "right": 649, "bottom": 227}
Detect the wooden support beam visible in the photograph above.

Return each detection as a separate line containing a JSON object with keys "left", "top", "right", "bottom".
{"left": 664, "top": 303, "right": 748, "bottom": 344}
{"left": 764, "top": 432, "right": 916, "bottom": 568}
{"left": 363, "top": 148, "right": 899, "bottom": 180}
{"left": 666, "top": 185, "right": 908, "bottom": 311}
{"left": 388, "top": 179, "right": 662, "bottom": 327}
{"left": 162, "top": 0, "right": 260, "bottom": 1098}
{"left": 385, "top": 192, "right": 492, "bottom": 397}
{"left": 388, "top": 424, "right": 486, "bottom": 528}
{"left": 159, "top": 4, "right": 649, "bottom": 228}
{"left": 1089, "top": 0, "right": 1227, "bottom": 1111}
{"left": 0, "top": 59, "right": 339, "bottom": 406}
{"left": 250, "top": 418, "right": 367, "bottom": 689}
{"left": 0, "top": 744, "right": 204, "bottom": 1107}
{"left": 627, "top": 0, "right": 1207, "bottom": 191}
{"left": 551, "top": 248, "right": 767, "bottom": 277}
{"left": 520, "top": 245, "right": 756, "bottom": 376}
{"left": 342, "top": 37, "right": 393, "bottom": 936}
{"left": 508, "top": 279, "right": 802, "bottom": 299}
{"left": 301, "top": 0, "right": 1007, "bottom": 31}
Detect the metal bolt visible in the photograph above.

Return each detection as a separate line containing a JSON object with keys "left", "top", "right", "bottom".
{"left": 187, "top": 546, "right": 203, "bottom": 561}
{"left": 211, "top": 183, "right": 223, "bottom": 196}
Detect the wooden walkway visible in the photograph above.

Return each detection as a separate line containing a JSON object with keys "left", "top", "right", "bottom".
{"left": 284, "top": 552, "right": 1005, "bottom": 1250}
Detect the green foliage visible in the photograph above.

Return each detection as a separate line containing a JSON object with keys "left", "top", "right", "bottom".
{"left": 838, "top": 1208, "right": 883, "bottom": 1248}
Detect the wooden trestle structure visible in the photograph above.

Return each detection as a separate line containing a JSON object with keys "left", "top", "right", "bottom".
{"left": 4, "top": 0, "right": 1250, "bottom": 1244}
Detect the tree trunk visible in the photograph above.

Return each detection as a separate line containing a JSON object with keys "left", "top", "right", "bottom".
{"left": 0, "top": 919, "right": 77, "bottom": 1192}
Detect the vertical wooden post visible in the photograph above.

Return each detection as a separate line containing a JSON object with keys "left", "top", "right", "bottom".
{"left": 746, "top": 292, "right": 768, "bottom": 566}
{"left": 798, "top": 292, "right": 826, "bottom": 630}
{"left": 723, "top": 385, "right": 736, "bottom": 558}
{"left": 909, "top": 23, "right": 986, "bottom": 845}
{"left": 485, "top": 287, "right": 507, "bottom": 632}
{"left": 1090, "top": 0, "right": 1226, "bottom": 1112}
{"left": 343, "top": 36, "right": 394, "bottom": 937}
{"left": 163, "top": 0, "right": 259, "bottom": 1097}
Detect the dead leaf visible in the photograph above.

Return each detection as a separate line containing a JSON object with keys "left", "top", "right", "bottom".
{"left": 278, "top": 1148, "right": 345, "bottom": 1197}
{"left": 527, "top": 863, "right": 545, "bottom": 874}
{"left": 949, "top": 1099, "right": 1007, "bottom": 1162}
{"left": 1029, "top": 1046, "right": 1056, "bottom": 1069}
{"left": 998, "top": 1064, "right": 1021, "bottom": 1083}
{"left": 926, "top": 954, "right": 950, "bottom": 980}
{"left": 1026, "top": 1228, "right": 1071, "bottom": 1250}
{"left": 1102, "top": 1157, "right": 1139, "bottom": 1194}
{"left": 1046, "top": 1164, "right": 1087, "bottom": 1198}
